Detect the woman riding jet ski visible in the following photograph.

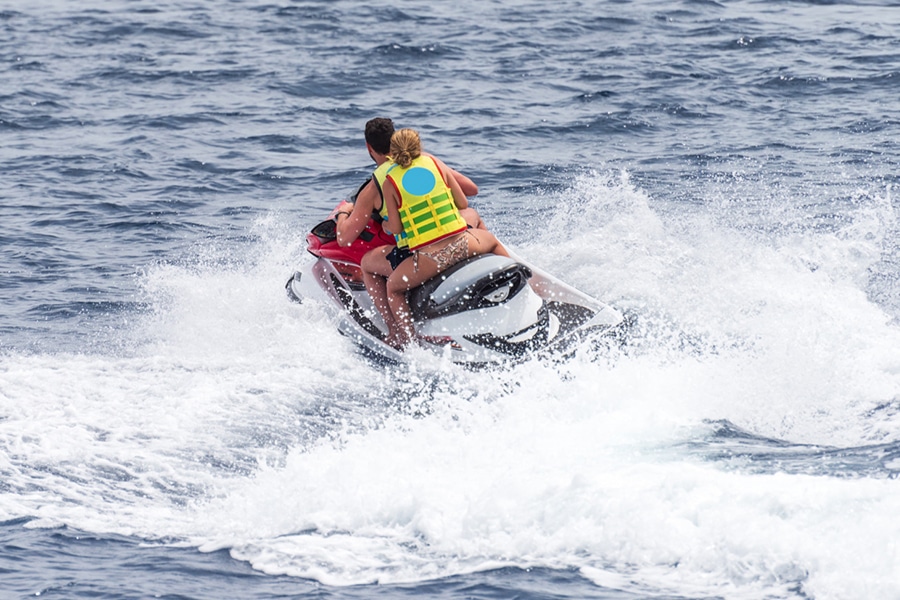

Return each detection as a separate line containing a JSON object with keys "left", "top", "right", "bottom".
{"left": 286, "top": 122, "right": 623, "bottom": 365}
{"left": 365, "top": 128, "right": 511, "bottom": 349}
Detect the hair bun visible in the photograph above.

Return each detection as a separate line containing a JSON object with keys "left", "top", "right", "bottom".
{"left": 390, "top": 129, "right": 422, "bottom": 168}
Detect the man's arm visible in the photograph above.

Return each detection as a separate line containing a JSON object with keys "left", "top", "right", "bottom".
{"left": 335, "top": 180, "right": 378, "bottom": 247}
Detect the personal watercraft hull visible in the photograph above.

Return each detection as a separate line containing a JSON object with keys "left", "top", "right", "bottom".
{"left": 286, "top": 215, "right": 623, "bottom": 366}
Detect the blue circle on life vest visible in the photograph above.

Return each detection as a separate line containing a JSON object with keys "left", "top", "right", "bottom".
{"left": 402, "top": 167, "right": 436, "bottom": 196}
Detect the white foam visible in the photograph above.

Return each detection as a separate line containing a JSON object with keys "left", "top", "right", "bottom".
{"left": 2, "top": 177, "right": 900, "bottom": 598}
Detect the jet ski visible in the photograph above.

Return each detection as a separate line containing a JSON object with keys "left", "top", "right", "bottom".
{"left": 286, "top": 201, "right": 624, "bottom": 366}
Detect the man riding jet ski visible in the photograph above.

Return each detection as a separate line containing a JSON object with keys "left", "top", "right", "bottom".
{"left": 285, "top": 118, "right": 623, "bottom": 365}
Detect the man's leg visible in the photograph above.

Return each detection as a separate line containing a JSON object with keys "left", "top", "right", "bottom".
{"left": 361, "top": 246, "right": 401, "bottom": 345}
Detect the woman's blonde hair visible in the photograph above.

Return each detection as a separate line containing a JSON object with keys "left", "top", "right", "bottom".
{"left": 390, "top": 128, "right": 422, "bottom": 169}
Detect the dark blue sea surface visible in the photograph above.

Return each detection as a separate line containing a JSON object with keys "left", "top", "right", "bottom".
{"left": 2, "top": 1, "right": 900, "bottom": 598}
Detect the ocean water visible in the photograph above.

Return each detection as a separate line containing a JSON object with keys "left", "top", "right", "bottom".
{"left": 2, "top": 0, "right": 899, "bottom": 598}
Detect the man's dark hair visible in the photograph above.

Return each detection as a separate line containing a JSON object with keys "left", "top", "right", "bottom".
{"left": 365, "top": 117, "right": 394, "bottom": 155}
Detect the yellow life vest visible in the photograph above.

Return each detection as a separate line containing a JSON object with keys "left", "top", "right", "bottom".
{"left": 385, "top": 155, "right": 467, "bottom": 250}
{"left": 373, "top": 158, "right": 408, "bottom": 248}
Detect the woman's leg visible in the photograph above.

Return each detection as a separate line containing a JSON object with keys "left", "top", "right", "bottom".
{"left": 459, "top": 207, "right": 486, "bottom": 230}
{"left": 386, "top": 231, "right": 510, "bottom": 348}
{"left": 386, "top": 253, "right": 442, "bottom": 347}
{"left": 465, "top": 229, "right": 510, "bottom": 258}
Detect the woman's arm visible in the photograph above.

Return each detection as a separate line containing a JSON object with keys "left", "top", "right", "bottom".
{"left": 383, "top": 180, "right": 404, "bottom": 239}
{"left": 423, "top": 153, "right": 477, "bottom": 196}
{"left": 450, "top": 169, "right": 478, "bottom": 197}
{"left": 433, "top": 156, "right": 468, "bottom": 210}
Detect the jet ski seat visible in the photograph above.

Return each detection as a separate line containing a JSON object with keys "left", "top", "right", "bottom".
{"left": 408, "top": 254, "right": 533, "bottom": 321}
